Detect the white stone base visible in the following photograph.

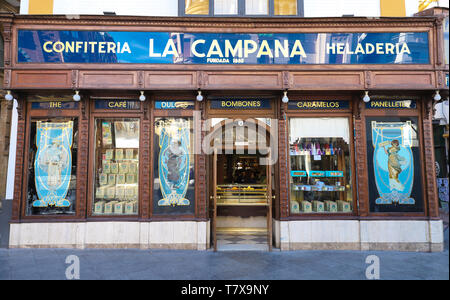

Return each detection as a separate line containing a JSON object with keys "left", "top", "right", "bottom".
{"left": 9, "top": 219, "right": 444, "bottom": 252}
{"left": 274, "top": 219, "right": 444, "bottom": 252}
{"left": 9, "top": 221, "right": 210, "bottom": 250}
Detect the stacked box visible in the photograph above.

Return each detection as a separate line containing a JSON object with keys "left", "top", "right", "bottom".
{"left": 300, "top": 201, "right": 312, "bottom": 213}
{"left": 125, "top": 201, "right": 138, "bottom": 214}
{"left": 312, "top": 200, "right": 324, "bottom": 212}
{"left": 106, "top": 186, "right": 116, "bottom": 199}
{"left": 116, "top": 186, "right": 125, "bottom": 199}
{"left": 324, "top": 200, "right": 337, "bottom": 212}
{"left": 290, "top": 201, "right": 300, "bottom": 214}
{"left": 105, "top": 149, "right": 114, "bottom": 160}
{"left": 114, "top": 202, "right": 125, "bottom": 214}
{"left": 108, "top": 174, "right": 116, "bottom": 185}
{"left": 117, "top": 174, "right": 125, "bottom": 184}
{"left": 103, "top": 161, "right": 110, "bottom": 173}
{"left": 119, "top": 163, "right": 128, "bottom": 174}
{"left": 94, "top": 201, "right": 105, "bottom": 214}
{"left": 99, "top": 173, "right": 108, "bottom": 186}
{"left": 337, "top": 200, "right": 351, "bottom": 212}
{"left": 95, "top": 187, "right": 105, "bottom": 199}
{"left": 111, "top": 163, "right": 119, "bottom": 174}
{"left": 104, "top": 201, "right": 116, "bottom": 214}
{"left": 115, "top": 149, "right": 124, "bottom": 160}
{"left": 126, "top": 149, "right": 134, "bottom": 159}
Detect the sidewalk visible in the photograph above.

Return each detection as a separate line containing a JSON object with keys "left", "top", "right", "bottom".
{"left": 0, "top": 228, "right": 448, "bottom": 280}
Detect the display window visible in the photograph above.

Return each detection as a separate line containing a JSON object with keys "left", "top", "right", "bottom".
{"left": 152, "top": 117, "right": 196, "bottom": 215}
{"left": 26, "top": 118, "right": 78, "bottom": 216}
{"left": 288, "top": 117, "right": 353, "bottom": 214}
{"left": 92, "top": 118, "right": 140, "bottom": 215}
{"left": 366, "top": 116, "right": 424, "bottom": 213}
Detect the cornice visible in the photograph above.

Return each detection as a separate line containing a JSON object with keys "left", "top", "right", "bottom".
{"left": 5, "top": 14, "right": 438, "bottom": 29}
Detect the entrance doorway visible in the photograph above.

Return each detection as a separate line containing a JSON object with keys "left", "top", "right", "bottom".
{"left": 209, "top": 119, "right": 273, "bottom": 251}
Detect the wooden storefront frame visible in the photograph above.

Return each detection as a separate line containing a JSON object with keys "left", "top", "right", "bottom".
{"left": 2, "top": 13, "right": 444, "bottom": 224}
{"left": 283, "top": 94, "right": 358, "bottom": 220}
{"left": 86, "top": 95, "right": 144, "bottom": 221}
{"left": 16, "top": 94, "right": 88, "bottom": 222}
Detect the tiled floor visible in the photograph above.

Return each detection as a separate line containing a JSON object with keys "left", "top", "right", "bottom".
{"left": 217, "top": 232, "right": 269, "bottom": 251}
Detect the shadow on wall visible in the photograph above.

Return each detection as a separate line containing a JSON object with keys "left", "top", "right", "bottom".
{"left": 0, "top": 199, "right": 12, "bottom": 248}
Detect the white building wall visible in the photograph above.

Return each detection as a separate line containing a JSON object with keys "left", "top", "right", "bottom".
{"left": 5, "top": 100, "right": 17, "bottom": 200}
{"left": 304, "top": 0, "right": 381, "bottom": 17}
{"left": 52, "top": 0, "right": 178, "bottom": 16}
{"left": 19, "top": 0, "right": 29, "bottom": 14}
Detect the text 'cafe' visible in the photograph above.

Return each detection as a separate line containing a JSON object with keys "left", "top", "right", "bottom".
{"left": 1, "top": 12, "right": 447, "bottom": 251}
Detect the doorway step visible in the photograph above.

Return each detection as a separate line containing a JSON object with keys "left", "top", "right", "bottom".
{"left": 216, "top": 227, "right": 268, "bottom": 251}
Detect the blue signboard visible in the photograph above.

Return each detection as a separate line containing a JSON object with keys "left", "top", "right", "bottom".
{"left": 155, "top": 101, "right": 195, "bottom": 109}
{"left": 17, "top": 30, "right": 430, "bottom": 65}
{"left": 31, "top": 101, "right": 79, "bottom": 109}
{"left": 288, "top": 100, "right": 349, "bottom": 110}
{"left": 366, "top": 100, "right": 417, "bottom": 109}
{"left": 210, "top": 98, "right": 272, "bottom": 109}
{"left": 291, "top": 171, "right": 307, "bottom": 177}
{"left": 94, "top": 100, "right": 140, "bottom": 110}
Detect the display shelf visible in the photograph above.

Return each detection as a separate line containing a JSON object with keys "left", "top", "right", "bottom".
{"left": 216, "top": 184, "right": 268, "bottom": 205}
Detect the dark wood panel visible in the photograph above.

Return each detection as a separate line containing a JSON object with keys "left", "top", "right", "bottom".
{"left": 205, "top": 72, "right": 282, "bottom": 90}
{"left": 79, "top": 71, "right": 138, "bottom": 89}
{"left": 12, "top": 70, "right": 71, "bottom": 88}
{"left": 145, "top": 71, "right": 197, "bottom": 89}
{"left": 371, "top": 72, "right": 435, "bottom": 89}
{"left": 291, "top": 72, "right": 364, "bottom": 90}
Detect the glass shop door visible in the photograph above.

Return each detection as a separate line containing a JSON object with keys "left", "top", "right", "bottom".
{"left": 211, "top": 147, "right": 272, "bottom": 251}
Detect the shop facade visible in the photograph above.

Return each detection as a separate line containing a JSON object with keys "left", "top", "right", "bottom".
{"left": 0, "top": 13, "right": 447, "bottom": 251}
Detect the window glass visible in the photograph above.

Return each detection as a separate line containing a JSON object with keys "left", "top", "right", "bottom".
{"left": 366, "top": 117, "right": 424, "bottom": 213}
{"left": 245, "top": 0, "right": 268, "bottom": 15}
{"left": 214, "top": 0, "right": 238, "bottom": 14}
{"left": 153, "top": 117, "right": 196, "bottom": 215}
{"left": 26, "top": 118, "right": 78, "bottom": 216}
{"left": 93, "top": 118, "right": 140, "bottom": 215}
{"left": 289, "top": 118, "right": 353, "bottom": 214}
{"left": 274, "top": 0, "right": 297, "bottom": 15}
{"left": 185, "top": 0, "right": 209, "bottom": 14}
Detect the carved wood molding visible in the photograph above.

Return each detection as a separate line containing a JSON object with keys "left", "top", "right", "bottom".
{"left": 71, "top": 70, "right": 79, "bottom": 89}
{"left": 364, "top": 71, "right": 372, "bottom": 89}
{"left": 11, "top": 99, "right": 25, "bottom": 221}
{"left": 3, "top": 69, "right": 11, "bottom": 89}
{"left": 141, "top": 119, "right": 151, "bottom": 219}
{"left": 197, "top": 122, "right": 207, "bottom": 219}
{"left": 138, "top": 70, "right": 144, "bottom": 89}
{"left": 354, "top": 116, "right": 369, "bottom": 216}
{"left": 436, "top": 18, "right": 444, "bottom": 66}
{"left": 278, "top": 118, "right": 289, "bottom": 219}
{"left": 11, "top": 15, "right": 436, "bottom": 29}
{"left": 77, "top": 114, "right": 89, "bottom": 218}
{"left": 422, "top": 100, "right": 439, "bottom": 218}
{"left": 282, "top": 71, "right": 292, "bottom": 90}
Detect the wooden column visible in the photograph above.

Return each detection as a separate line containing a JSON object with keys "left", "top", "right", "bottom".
{"left": 140, "top": 100, "right": 150, "bottom": 219}
{"left": 11, "top": 98, "right": 25, "bottom": 221}
{"left": 76, "top": 98, "right": 89, "bottom": 218}
{"left": 278, "top": 102, "right": 289, "bottom": 219}
{"left": 422, "top": 97, "right": 440, "bottom": 218}
{"left": 354, "top": 99, "right": 369, "bottom": 217}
